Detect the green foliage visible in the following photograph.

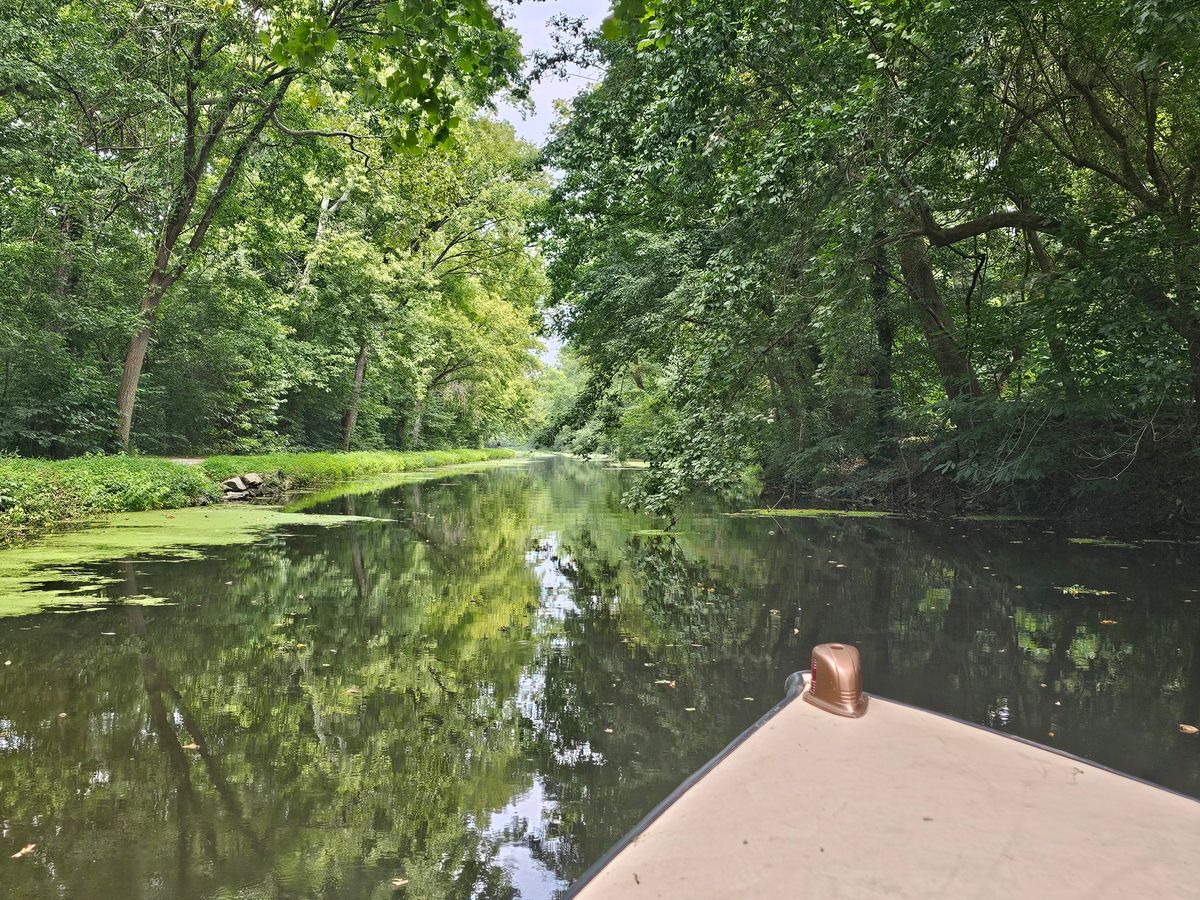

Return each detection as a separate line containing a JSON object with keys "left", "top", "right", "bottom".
{"left": 0, "top": 0, "right": 540, "bottom": 457}
{"left": 0, "top": 448, "right": 515, "bottom": 544}
{"left": 201, "top": 448, "right": 515, "bottom": 486}
{"left": 539, "top": 0, "right": 1200, "bottom": 522}
{"left": 0, "top": 456, "right": 219, "bottom": 542}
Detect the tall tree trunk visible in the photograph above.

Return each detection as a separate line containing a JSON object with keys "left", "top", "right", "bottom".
{"left": 295, "top": 186, "right": 351, "bottom": 296}
{"left": 410, "top": 395, "right": 427, "bottom": 449}
{"left": 896, "top": 228, "right": 982, "bottom": 402}
{"left": 116, "top": 266, "right": 176, "bottom": 449}
{"left": 870, "top": 231, "right": 896, "bottom": 453}
{"left": 766, "top": 362, "right": 807, "bottom": 446}
{"left": 1025, "top": 229, "right": 1079, "bottom": 400}
{"left": 341, "top": 342, "right": 370, "bottom": 451}
{"left": 50, "top": 213, "right": 82, "bottom": 325}
{"left": 114, "top": 78, "right": 291, "bottom": 451}
{"left": 1181, "top": 320, "right": 1200, "bottom": 415}
{"left": 1174, "top": 246, "right": 1200, "bottom": 414}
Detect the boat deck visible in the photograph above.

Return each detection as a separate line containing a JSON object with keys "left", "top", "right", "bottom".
{"left": 573, "top": 675, "right": 1200, "bottom": 899}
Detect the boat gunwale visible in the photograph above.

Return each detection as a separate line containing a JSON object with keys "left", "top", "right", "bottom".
{"left": 567, "top": 669, "right": 1199, "bottom": 897}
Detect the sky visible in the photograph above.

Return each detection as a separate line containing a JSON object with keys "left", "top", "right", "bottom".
{"left": 492, "top": 1, "right": 609, "bottom": 364}
{"left": 493, "top": 0, "right": 610, "bottom": 147}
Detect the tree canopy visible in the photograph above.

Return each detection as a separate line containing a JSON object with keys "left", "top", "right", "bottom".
{"left": 0, "top": 0, "right": 544, "bottom": 455}
{"left": 539, "top": 0, "right": 1200, "bottom": 523}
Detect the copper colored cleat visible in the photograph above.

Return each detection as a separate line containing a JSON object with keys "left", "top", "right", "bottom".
{"left": 804, "top": 642, "right": 868, "bottom": 717}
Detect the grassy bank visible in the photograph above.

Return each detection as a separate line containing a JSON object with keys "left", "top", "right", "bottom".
{"left": 201, "top": 448, "right": 514, "bottom": 487}
{"left": 0, "top": 449, "right": 516, "bottom": 545}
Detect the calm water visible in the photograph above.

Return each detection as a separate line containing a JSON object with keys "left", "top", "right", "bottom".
{"left": 1, "top": 457, "right": 1198, "bottom": 898}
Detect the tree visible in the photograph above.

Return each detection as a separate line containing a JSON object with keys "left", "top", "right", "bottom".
{"left": 540, "top": 0, "right": 1200, "bottom": 518}
{"left": 6, "top": 0, "right": 520, "bottom": 450}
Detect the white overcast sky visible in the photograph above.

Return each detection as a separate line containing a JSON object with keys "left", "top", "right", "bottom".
{"left": 491, "top": 1, "right": 609, "bottom": 364}
{"left": 494, "top": 0, "right": 610, "bottom": 147}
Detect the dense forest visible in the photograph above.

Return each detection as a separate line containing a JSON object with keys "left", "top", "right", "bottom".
{"left": 1, "top": 0, "right": 544, "bottom": 457}
{"left": 4, "top": 0, "right": 1200, "bottom": 524}
{"left": 537, "top": 0, "right": 1200, "bottom": 524}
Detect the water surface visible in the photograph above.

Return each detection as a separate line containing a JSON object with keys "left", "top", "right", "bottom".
{"left": 1, "top": 457, "right": 1198, "bottom": 898}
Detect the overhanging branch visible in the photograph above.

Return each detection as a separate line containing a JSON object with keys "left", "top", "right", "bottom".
{"left": 270, "top": 111, "right": 377, "bottom": 162}
{"left": 918, "top": 208, "right": 1062, "bottom": 247}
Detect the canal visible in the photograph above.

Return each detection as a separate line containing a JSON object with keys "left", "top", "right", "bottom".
{"left": 1, "top": 456, "right": 1197, "bottom": 897}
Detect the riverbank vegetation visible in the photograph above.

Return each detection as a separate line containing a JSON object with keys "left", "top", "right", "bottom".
{"left": 537, "top": 0, "right": 1200, "bottom": 527}
{"left": 0, "top": 449, "right": 515, "bottom": 544}
{"left": 7, "top": 0, "right": 1199, "bottom": 529}
{"left": 1, "top": 0, "right": 545, "bottom": 458}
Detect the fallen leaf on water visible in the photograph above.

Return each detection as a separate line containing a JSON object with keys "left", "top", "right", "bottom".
{"left": 684, "top": 707, "right": 696, "bottom": 712}
{"left": 604, "top": 728, "right": 614, "bottom": 733}
{"left": 182, "top": 742, "right": 200, "bottom": 750}
{"left": 742, "top": 696, "right": 754, "bottom": 701}
{"left": 344, "top": 687, "right": 360, "bottom": 695}
{"left": 11, "top": 844, "right": 36, "bottom": 858}
{"left": 1180, "top": 724, "right": 1199, "bottom": 735}
{"left": 654, "top": 679, "right": 676, "bottom": 688}
{"left": 1099, "top": 619, "right": 1117, "bottom": 625}
{"left": 392, "top": 877, "right": 410, "bottom": 887}
{"left": 57, "top": 712, "right": 67, "bottom": 718}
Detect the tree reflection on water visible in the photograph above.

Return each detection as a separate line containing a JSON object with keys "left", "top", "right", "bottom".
{"left": 0, "top": 458, "right": 1197, "bottom": 898}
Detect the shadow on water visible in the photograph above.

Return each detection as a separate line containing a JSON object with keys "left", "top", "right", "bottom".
{"left": 0, "top": 457, "right": 1198, "bottom": 897}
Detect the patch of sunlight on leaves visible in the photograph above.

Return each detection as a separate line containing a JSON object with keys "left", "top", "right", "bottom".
{"left": 1069, "top": 631, "right": 1098, "bottom": 666}
{"left": 0, "top": 506, "right": 382, "bottom": 617}
{"left": 920, "top": 586, "right": 952, "bottom": 613}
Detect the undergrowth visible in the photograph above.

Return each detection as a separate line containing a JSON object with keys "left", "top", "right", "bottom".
{"left": 0, "top": 449, "right": 516, "bottom": 544}
{"left": 201, "top": 449, "right": 515, "bottom": 486}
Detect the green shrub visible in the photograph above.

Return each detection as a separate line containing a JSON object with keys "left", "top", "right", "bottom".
{"left": 0, "top": 455, "right": 219, "bottom": 543}
{"left": 200, "top": 448, "right": 515, "bottom": 488}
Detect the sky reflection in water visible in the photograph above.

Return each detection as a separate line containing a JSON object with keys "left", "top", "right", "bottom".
{"left": 0, "top": 457, "right": 1198, "bottom": 898}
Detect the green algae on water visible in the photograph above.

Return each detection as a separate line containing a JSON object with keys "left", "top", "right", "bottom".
{"left": 957, "top": 513, "right": 1042, "bottom": 522}
{"left": 1067, "top": 537, "right": 1139, "bottom": 549}
{"left": 0, "top": 506, "right": 384, "bottom": 617}
{"left": 727, "top": 508, "right": 892, "bottom": 519}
